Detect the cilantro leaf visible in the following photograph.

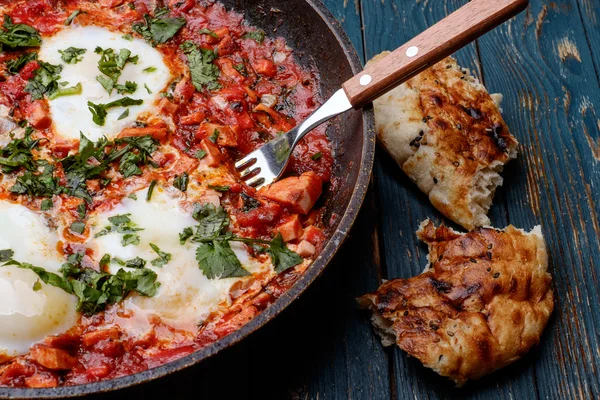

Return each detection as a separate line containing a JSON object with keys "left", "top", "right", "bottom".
{"left": 24, "top": 61, "right": 63, "bottom": 100}
{"left": 267, "top": 233, "right": 303, "bottom": 273}
{"left": 180, "top": 41, "right": 220, "bottom": 91}
{"left": 0, "top": 127, "right": 40, "bottom": 173}
{"left": 196, "top": 240, "right": 249, "bottom": 279}
{"left": 115, "top": 81, "right": 138, "bottom": 95}
{"left": 48, "top": 82, "right": 82, "bottom": 100}
{"left": 64, "top": 10, "right": 84, "bottom": 26}
{"left": 179, "top": 227, "right": 193, "bottom": 245}
{"left": 149, "top": 243, "right": 171, "bottom": 267}
{"left": 88, "top": 97, "right": 143, "bottom": 126}
{"left": 6, "top": 52, "right": 37, "bottom": 75}
{"left": 191, "top": 203, "right": 229, "bottom": 238}
{"left": 95, "top": 47, "right": 138, "bottom": 94}
{"left": 59, "top": 47, "right": 86, "bottom": 64}
{"left": 40, "top": 198, "right": 53, "bottom": 211}
{"left": 125, "top": 256, "right": 146, "bottom": 269}
{"left": 70, "top": 221, "right": 86, "bottom": 235}
{"left": 0, "top": 249, "right": 14, "bottom": 263}
{"left": 147, "top": 180, "right": 157, "bottom": 201}
{"left": 132, "top": 11, "right": 186, "bottom": 45}
{"left": 243, "top": 30, "right": 265, "bottom": 43}
{"left": 198, "top": 28, "right": 218, "bottom": 38}
{"left": 0, "top": 16, "right": 41, "bottom": 50}
{"left": 173, "top": 172, "right": 189, "bottom": 192}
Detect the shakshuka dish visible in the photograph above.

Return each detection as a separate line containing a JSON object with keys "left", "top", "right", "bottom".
{"left": 0, "top": 0, "right": 332, "bottom": 388}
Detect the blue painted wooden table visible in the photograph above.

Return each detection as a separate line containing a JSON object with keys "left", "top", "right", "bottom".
{"left": 97, "top": 0, "right": 600, "bottom": 398}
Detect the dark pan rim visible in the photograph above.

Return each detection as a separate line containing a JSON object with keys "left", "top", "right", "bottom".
{"left": 0, "top": 0, "right": 375, "bottom": 397}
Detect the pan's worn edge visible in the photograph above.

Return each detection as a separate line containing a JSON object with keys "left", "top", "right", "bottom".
{"left": 0, "top": 0, "right": 375, "bottom": 397}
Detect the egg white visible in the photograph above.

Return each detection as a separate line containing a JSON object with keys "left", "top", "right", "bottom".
{"left": 0, "top": 201, "right": 78, "bottom": 357}
{"left": 38, "top": 26, "right": 172, "bottom": 141}
{"left": 88, "top": 186, "right": 269, "bottom": 335}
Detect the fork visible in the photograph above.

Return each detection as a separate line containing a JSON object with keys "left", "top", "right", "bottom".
{"left": 235, "top": 0, "right": 528, "bottom": 188}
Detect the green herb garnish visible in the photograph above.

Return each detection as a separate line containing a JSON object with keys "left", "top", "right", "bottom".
{"left": 59, "top": 47, "right": 86, "bottom": 64}
{"left": 180, "top": 41, "right": 221, "bottom": 91}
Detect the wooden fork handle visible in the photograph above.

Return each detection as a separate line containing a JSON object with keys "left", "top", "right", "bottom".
{"left": 342, "top": 0, "right": 528, "bottom": 108}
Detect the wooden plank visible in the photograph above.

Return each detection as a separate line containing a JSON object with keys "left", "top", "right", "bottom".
{"left": 476, "top": 0, "right": 600, "bottom": 398}
{"left": 575, "top": 0, "right": 600, "bottom": 80}
{"left": 359, "top": 0, "right": 544, "bottom": 398}
{"left": 322, "top": 0, "right": 366, "bottom": 64}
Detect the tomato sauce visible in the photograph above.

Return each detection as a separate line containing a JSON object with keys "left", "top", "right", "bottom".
{"left": 0, "top": 0, "right": 333, "bottom": 388}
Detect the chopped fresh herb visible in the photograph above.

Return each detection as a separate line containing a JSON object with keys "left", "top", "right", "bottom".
{"left": 125, "top": 256, "right": 146, "bottom": 269}
{"left": 179, "top": 227, "right": 194, "bottom": 245}
{"left": 181, "top": 205, "right": 303, "bottom": 278}
{"left": 70, "top": 221, "right": 86, "bottom": 235}
{"left": 267, "top": 233, "right": 303, "bottom": 272}
{"left": 122, "top": 33, "right": 133, "bottom": 41}
{"left": 0, "top": 16, "right": 42, "bottom": 50}
{"left": 0, "top": 127, "right": 40, "bottom": 173}
{"left": 40, "top": 199, "right": 53, "bottom": 211}
{"left": 77, "top": 202, "right": 86, "bottom": 219}
{"left": 143, "top": 66, "right": 157, "bottom": 73}
{"left": 88, "top": 97, "right": 143, "bottom": 126}
{"left": 99, "top": 254, "right": 111, "bottom": 268}
{"left": 208, "top": 129, "right": 219, "bottom": 142}
{"left": 64, "top": 10, "right": 84, "bottom": 26}
{"left": 196, "top": 240, "right": 248, "bottom": 279}
{"left": 311, "top": 152, "right": 323, "bottom": 161}
{"left": 0, "top": 249, "right": 14, "bottom": 263}
{"left": 233, "top": 63, "right": 247, "bottom": 76}
{"left": 24, "top": 61, "right": 63, "bottom": 100}
{"left": 132, "top": 9, "right": 186, "bottom": 45}
{"left": 59, "top": 47, "right": 86, "bottom": 64}
{"left": 149, "top": 243, "right": 172, "bottom": 267}
{"left": 10, "top": 162, "right": 61, "bottom": 198}
{"left": 144, "top": 83, "right": 152, "bottom": 94}
{"left": 195, "top": 149, "right": 207, "bottom": 159}
{"left": 48, "top": 82, "right": 82, "bottom": 100}
{"left": 115, "top": 81, "right": 138, "bottom": 95}
{"left": 243, "top": 30, "right": 265, "bottom": 43}
{"left": 6, "top": 52, "right": 38, "bottom": 75}
{"left": 127, "top": 193, "right": 137, "bottom": 200}
{"left": 118, "top": 109, "right": 130, "bottom": 120}
{"left": 95, "top": 47, "right": 138, "bottom": 94}
{"left": 208, "top": 184, "right": 229, "bottom": 192}
{"left": 128, "top": 3, "right": 135, "bottom": 10}
{"left": 1, "top": 254, "right": 159, "bottom": 315}
{"left": 198, "top": 28, "right": 218, "bottom": 38}
{"left": 96, "top": 212, "right": 144, "bottom": 247}
{"left": 32, "top": 280, "right": 42, "bottom": 291}
{"left": 147, "top": 180, "right": 157, "bottom": 201}
{"left": 173, "top": 172, "right": 189, "bottom": 192}
{"left": 180, "top": 41, "right": 221, "bottom": 91}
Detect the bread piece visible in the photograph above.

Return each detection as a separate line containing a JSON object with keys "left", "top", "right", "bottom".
{"left": 368, "top": 53, "right": 518, "bottom": 229}
{"left": 357, "top": 220, "right": 553, "bottom": 386}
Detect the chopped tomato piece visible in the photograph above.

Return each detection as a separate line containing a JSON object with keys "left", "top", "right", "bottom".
{"left": 99, "top": 0, "right": 124, "bottom": 7}
{"left": 173, "top": 78, "right": 195, "bottom": 103}
{"left": 295, "top": 240, "right": 316, "bottom": 257}
{"left": 24, "top": 373, "right": 59, "bottom": 388}
{"left": 19, "top": 60, "right": 40, "bottom": 80}
{"left": 199, "top": 138, "right": 222, "bottom": 167}
{"left": 26, "top": 100, "right": 51, "bottom": 129}
{"left": 301, "top": 225, "right": 326, "bottom": 249}
{"left": 260, "top": 171, "right": 322, "bottom": 214}
{"left": 30, "top": 346, "right": 78, "bottom": 370}
{"left": 215, "top": 58, "right": 245, "bottom": 83}
{"left": 197, "top": 123, "right": 237, "bottom": 147}
{"left": 82, "top": 328, "right": 121, "bottom": 348}
{"left": 158, "top": 98, "right": 178, "bottom": 115}
{"left": 119, "top": 125, "right": 168, "bottom": 141}
{"left": 276, "top": 215, "right": 304, "bottom": 242}
{"left": 180, "top": 111, "right": 206, "bottom": 125}
{"left": 252, "top": 59, "right": 277, "bottom": 77}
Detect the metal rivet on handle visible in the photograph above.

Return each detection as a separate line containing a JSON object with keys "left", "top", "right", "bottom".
{"left": 359, "top": 74, "right": 372, "bottom": 86}
{"left": 406, "top": 46, "right": 419, "bottom": 57}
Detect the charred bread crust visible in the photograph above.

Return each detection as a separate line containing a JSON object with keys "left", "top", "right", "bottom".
{"left": 368, "top": 53, "right": 518, "bottom": 229}
{"left": 357, "top": 220, "right": 553, "bottom": 386}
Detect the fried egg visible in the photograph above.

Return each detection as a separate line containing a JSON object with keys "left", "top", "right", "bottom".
{"left": 88, "top": 186, "right": 268, "bottom": 335}
{"left": 38, "top": 26, "right": 172, "bottom": 141}
{"left": 0, "top": 201, "right": 78, "bottom": 357}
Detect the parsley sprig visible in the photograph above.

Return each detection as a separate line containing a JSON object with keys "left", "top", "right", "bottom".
{"left": 132, "top": 8, "right": 186, "bottom": 46}
{"left": 181, "top": 204, "right": 303, "bottom": 279}
{"left": 180, "top": 41, "right": 221, "bottom": 91}
{"left": 0, "top": 16, "right": 41, "bottom": 51}
{"left": 94, "top": 213, "right": 144, "bottom": 247}
{"left": 0, "top": 252, "right": 160, "bottom": 315}
{"left": 95, "top": 47, "right": 139, "bottom": 94}
{"left": 87, "top": 97, "right": 143, "bottom": 126}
